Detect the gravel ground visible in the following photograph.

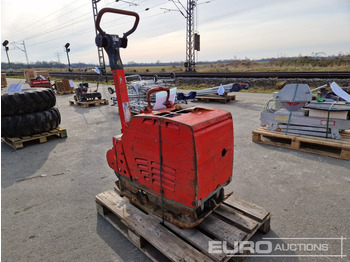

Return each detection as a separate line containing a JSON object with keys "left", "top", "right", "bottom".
{"left": 1, "top": 78, "right": 349, "bottom": 262}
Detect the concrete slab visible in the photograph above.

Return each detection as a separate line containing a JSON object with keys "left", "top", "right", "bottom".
{"left": 1, "top": 78, "right": 349, "bottom": 261}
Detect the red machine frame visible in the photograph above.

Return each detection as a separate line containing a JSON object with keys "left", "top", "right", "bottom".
{"left": 95, "top": 8, "right": 234, "bottom": 228}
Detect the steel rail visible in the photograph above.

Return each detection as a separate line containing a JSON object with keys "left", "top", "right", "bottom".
{"left": 4, "top": 71, "right": 350, "bottom": 79}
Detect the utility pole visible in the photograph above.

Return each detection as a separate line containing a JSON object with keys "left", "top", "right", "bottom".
{"left": 168, "top": 0, "right": 200, "bottom": 72}
{"left": 22, "top": 41, "right": 29, "bottom": 66}
{"left": 184, "top": 0, "right": 199, "bottom": 72}
{"left": 56, "top": 52, "right": 61, "bottom": 63}
{"left": 64, "top": 43, "right": 72, "bottom": 71}
{"left": 12, "top": 41, "right": 30, "bottom": 67}
{"left": 92, "top": 0, "right": 106, "bottom": 74}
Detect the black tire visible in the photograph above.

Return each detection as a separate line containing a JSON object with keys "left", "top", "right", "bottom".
{"left": 153, "top": 74, "right": 158, "bottom": 83}
{"left": 2, "top": 107, "right": 61, "bottom": 137}
{"left": 1, "top": 88, "right": 56, "bottom": 116}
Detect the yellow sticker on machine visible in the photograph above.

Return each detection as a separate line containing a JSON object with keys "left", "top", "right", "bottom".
{"left": 275, "top": 115, "right": 289, "bottom": 121}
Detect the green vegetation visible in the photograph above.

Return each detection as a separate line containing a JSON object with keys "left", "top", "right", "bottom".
{"left": 3, "top": 55, "right": 348, "bottom": 92}
{"left": 123, "top": 55, "right": 350, "bottom": 73}
{"left": 2, "top": 55, "right": 349, "bottom": 74}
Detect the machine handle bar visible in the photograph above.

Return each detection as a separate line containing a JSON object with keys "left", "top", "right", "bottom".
{"left": 95, "top": 8, "right": 139, "bottom": 37}
{"left": 145, "top": 87, "right": 173, "bottom": 113}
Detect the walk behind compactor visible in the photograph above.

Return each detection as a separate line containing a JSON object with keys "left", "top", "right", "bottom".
{"left": 96, "top": 8, "right": 234, "bottom": 228}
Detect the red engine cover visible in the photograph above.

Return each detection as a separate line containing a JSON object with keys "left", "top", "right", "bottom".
{"left": 107, "top": 107, "right": 233, "bottom": 209}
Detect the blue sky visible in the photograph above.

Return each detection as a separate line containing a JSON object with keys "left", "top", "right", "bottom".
{"left": 1, "top": 0, "right": 350, "bottom": 65}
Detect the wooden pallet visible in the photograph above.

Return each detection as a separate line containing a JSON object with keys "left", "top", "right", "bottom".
{"left": 1, "top": 73, "right": 8, "bottom": 87}
{"left": 1, "top": 127, "right": 67, "bottom": 150}
{"left": 195, "top": 94, "right": 236, "bottom": 103}
{"left": 54, "top": 80, "right": 74, "bottom": 94}
{"left": 56, "top": 90, "right": 74, "bottom": 95}
{"left": 252, "top": 127, "right": 350, "bottom": 160}
{"left": 96, "top": 189, "right": 271, "bottom": 262}
{"left": 69, "top": 99, "right": 109, "bottom": 108}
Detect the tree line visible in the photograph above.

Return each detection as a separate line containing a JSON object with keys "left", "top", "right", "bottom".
{"left": 2, "top": 55, "right": 349, "bottom": 70}
{"left": 1, "top": 61, "right": 98, "bottom": 70}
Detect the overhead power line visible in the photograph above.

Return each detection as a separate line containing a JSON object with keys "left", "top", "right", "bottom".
{"left": 23, "top": 13, "right": 92, "bottom": 42}
{"left": 10, "top": 0, "right": 171, "bottom": 45}
{"left": 8, "top": 0, "right": 88, "bottom": 40}
{"left": 25, "top": 7, "right": 170, "bottom": 48}
{"left": 3, "top": 0, "right": 213, "bottom": 65}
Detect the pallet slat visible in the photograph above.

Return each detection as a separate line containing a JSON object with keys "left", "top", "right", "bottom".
{"left": 99, "top": 208, "right": 168, "bottom": 261}
{"left": 1, "top": 127, "right": 67, "bottom": 150}
{"left": 96, "top": 189, "right": 271, "bottom": 261}
{"left": 56, "top": 90, "right": 74, "bottom": 95}
{"left": 196, "top": 94, "right": 236, "bottom": 103}
{"left": 252, "top": 127, "right": 350, "bottom": 160}
{"left": 1, "top": 73, "right": 7, "bottom": 87}
{"left": 69, "top": 99, "right": 109, "bottom": 108}
{"left": 165, "top": 222, "right": 226, "bottom": 261}
{"left": 214, "top": 204, "right": 259, "bottom": 232}
{"left": 96, "top": 190, "right": 213, "bottom": 262}
{"left": 224, "top": 195, "right": 270, "bottom": 222}
{"left": 198, "top": 215, "right": 247, "bottom": 243}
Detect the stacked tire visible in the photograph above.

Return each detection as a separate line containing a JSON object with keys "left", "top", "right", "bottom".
{"left": 1, "top": 88, "right": 61, "bottom": 137}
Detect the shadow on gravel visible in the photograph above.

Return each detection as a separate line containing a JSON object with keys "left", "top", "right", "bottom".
{"left": 1, "top": 137, "right": 66, "bottom": 188}
{"left": 253, "top": 142, "right": 350, "bottom": 170}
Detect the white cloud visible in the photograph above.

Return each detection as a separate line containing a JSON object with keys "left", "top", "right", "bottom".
{"left": 1, "top": 0, "right": 350, "bottom": 64}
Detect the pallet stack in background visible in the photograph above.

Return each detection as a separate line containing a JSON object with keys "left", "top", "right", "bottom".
{"left": 54, "top": 79, "right": 74, "bottom": 94}
{"left": 24, "top": 69, "right": 35, "bottom": 82}
{"left": 34, "top": 70, "right": 50, "bottom": 79}
{"left": 24, "top": 69, "right": 50, "bottom": 83}
{"left": 1, "top": 73, "right": 7, "bottom": 87}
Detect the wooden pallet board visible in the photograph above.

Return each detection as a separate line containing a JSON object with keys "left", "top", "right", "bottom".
{"left": 96, "top": 189, "right": 270, "bottom": 262}
{"left": 56, "top": 90, "right": 74, "bottom": 95}
{"left": 252, "top": 127, "right": 350, "bottom": 160}
{"left": 1, "top": 127, "right": 67, "bottom": 150}
{"left": 54, "top": 79, "right": 74, "bottom": 94}
{"left": 69, "top": 99, "right": 109, "bottom": 108}
{"left": 1, "top": 73, "right": 7, "bottom": 87}
{"left": 195, "top": 94, "right": 236, "bottom": 103}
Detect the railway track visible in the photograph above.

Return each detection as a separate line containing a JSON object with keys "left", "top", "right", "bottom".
{"left": 4, "top": 70, "right": 350, "bottom": 79}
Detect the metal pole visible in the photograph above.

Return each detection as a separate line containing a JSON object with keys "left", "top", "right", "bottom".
{"left": 5, "top": 48, "right": 11, "bottom": 68}
{"left": 4, "top": 48, "right": 13, "bottom": 72}
{"left": 92, "top": 0, "right": 106, "bottom": 74}
{"left": 3, "top": 40, "right": 12, "bottom": 71}
{"left": 56, "top": 52, "right": 61, "bottom": 63}
{"left": 185, "top": 0, "right": 196, "bottom": 72}
{"left": 66, "top": 51, "right": 72, "bottom": 71}
{"left": 22, "top": 41, "right": 30, "bottom": 67}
